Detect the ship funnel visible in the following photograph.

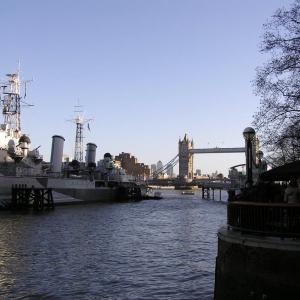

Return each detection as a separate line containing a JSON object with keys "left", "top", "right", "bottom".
{"left": 50, "top": 135, "right": 65, "bottom": 173}
{"left": 85, "top": 143, "right": 97, "bottom": 167}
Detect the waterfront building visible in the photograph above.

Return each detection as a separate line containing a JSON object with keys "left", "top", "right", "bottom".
{"left": 151, "top": 164, "right": 157, "bottom": 172}
{"left": 114, "top": 152, "right": 152, "bottom": 177}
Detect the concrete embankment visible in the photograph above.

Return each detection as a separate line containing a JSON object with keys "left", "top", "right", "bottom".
{"left": 215, "top": 225, "right": 300, "bottom": 300}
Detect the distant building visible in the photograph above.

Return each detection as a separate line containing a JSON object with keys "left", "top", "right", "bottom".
{"left": 151, "top": 164, "right": 157, "bottom": 172}
{"left": 62, "top": 154, "right": 73, "bottom": 170}
{"left": 196, "top": 169, "right": 201, "bottom": 175}
{"left": 211, "top": 170, "right": 219, "bottom": 178}
{"left": 166, "top": 164, "right": 173, "bottom": 178}
{"left": 62, "top": 154, "right": 73, "bottom": 163}
{"left": 157, "top": 160, "right": 163, "bottom": 172}
{"left": 114, "top": 152, "right": 152, "bottom": 177}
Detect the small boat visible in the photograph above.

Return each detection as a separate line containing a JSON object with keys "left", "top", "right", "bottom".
{"left": 153, "top": 191, "right": 163, "bottom": 199}
{"left": 182, "top": 191, "right": 196, "bottom": 195}
{"left": 142, "top": 191, "right": 163, "bottom": 200}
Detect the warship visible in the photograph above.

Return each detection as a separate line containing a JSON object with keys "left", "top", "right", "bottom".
{"left": 0, "top": 63, "right": 142, "bottom": 208}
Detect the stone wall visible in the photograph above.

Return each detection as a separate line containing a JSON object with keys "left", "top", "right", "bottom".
{"left": 215, "top": 225, "right": 300, "bottom": 300}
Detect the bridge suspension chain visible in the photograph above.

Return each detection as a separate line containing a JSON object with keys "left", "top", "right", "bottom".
{"left": 153, "top": 154, "right": 179, "bottom": 178}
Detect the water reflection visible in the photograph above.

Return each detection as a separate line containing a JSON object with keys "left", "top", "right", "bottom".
{"left": 0, "top": 189, "right": 227, "bottom": 299}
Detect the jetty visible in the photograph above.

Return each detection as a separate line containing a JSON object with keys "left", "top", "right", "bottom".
{"left": 11, "top": 186, "right": 54, "bottom": 211}
{"left": 201, "top": 182, "right": 230, "bottom": 201}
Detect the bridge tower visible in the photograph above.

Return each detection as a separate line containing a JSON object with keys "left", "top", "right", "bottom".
{"left": 178, "top": 133, "right": 194, "bottom": 182}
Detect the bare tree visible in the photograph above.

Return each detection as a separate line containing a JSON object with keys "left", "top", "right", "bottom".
{"left": 253, "top": 0, "right": 300, "bottom": 165}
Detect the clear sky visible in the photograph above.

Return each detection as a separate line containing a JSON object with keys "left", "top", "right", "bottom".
{"left": 0, "top": 0, "right": 295, "bottom": 176}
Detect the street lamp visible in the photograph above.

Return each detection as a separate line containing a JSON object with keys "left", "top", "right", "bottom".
{"left": 243, "top": 127, "right": 256, "bottom": 184}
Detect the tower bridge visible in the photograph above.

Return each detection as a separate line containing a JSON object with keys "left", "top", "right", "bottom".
{"left": 154, "top": 131, "right": 262, "bottom": 186}
{"left": 176, "top": 132, "right": 251, "bottom": 182}
{"left": 189, "top": 147, "right": 245, "bottom": 154}
{"left": 154, "top": 132, "right": 263, "bottom": 185}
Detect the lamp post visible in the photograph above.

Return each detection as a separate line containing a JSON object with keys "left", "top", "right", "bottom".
{"left": 243, "top": 127, "right": 256, "bottom": 184}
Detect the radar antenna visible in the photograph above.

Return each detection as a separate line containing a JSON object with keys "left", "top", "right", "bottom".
{"left": 0, "top": 60, "right": 34, "bottom": 138}
{"left": 66, "top": 101, "right": 94, "bottom": 163}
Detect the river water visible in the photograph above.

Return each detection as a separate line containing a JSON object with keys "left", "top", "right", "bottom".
{"left": 0, "top": 189, "right": 228, "bottom": 300}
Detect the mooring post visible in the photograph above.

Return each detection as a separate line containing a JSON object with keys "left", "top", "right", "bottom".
{"left": 33, "top": 189, "right": 42, "bottom": 211}
{"left": 202, "top": 187, "right": 210, "bottom": 198}
{"left": 47, "top": 188, "right": 54, "bottom": 209}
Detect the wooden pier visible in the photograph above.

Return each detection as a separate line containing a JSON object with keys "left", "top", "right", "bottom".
{"left": 117, "top": 186, "right": 142, "bottom": 202}
{"left": 202, "top": 186, "right": 224, "bottom": 201}
{"left": 11, "top": 186, "right": 54, "bottom": 211}
{"left": 200, "top": 182, "right": 230, "bottom": 201}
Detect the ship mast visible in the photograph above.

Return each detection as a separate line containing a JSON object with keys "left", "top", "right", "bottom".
{"left": 66, "top": 103, "right": 93, "bottom": 163}
{"left": 0, "top": 61, "right": 33, "bottom": 138}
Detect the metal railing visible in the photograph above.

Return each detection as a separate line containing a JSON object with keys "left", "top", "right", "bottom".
{"left": 227, "top": 201, "right": 300, "bottom": 239}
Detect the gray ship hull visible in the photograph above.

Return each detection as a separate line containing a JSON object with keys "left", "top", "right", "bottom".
{"left": 0, "top": 176, "right": 118, "bottom": 208}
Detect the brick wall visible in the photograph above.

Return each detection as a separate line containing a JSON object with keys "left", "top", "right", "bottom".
{"left": 115, "top": 152, "right": 152, "bottom": 177}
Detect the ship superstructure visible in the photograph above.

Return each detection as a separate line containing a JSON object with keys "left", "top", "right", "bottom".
{"left": 0, "top": 61, "right": 33, "bottom": 147}
{"left": 66, "top": 103, "right": 93, "bottom": 163}
{"left": 0, "top": 62, "right": 41, "bottom": 176}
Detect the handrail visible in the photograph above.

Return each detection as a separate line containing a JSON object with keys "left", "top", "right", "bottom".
{"left": 227, "top": 201, "right": 300, "bottom": 239}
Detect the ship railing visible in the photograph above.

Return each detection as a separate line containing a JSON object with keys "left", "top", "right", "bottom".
{"left": 227, "top": 201, "right": 300, "bottom": 239}
{"left": 14, "top": 173, "right": 90, "bottom": 179}
{"left": 19, "top": 174, "right": 50, "bottom": 178}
